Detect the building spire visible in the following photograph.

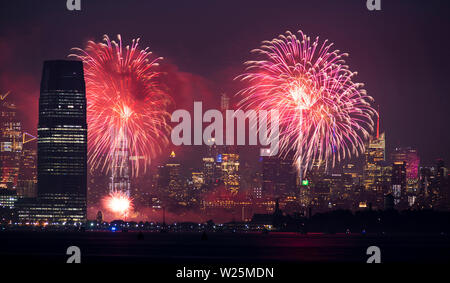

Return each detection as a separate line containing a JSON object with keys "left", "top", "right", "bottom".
{"left": 377, "top": 105, "right": 380, "bottom": 139}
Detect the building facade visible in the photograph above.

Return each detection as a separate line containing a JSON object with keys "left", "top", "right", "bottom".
{"left": 33, "top": 60, "right": 87, "bottom": 222}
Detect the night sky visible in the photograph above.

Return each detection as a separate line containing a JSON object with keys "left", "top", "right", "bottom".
{"left": 1, "top": 0, "right": 449, "bottom": 167}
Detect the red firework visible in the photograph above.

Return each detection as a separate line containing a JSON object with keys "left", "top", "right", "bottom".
{"left": 102, "top": 191, "right": 133, "bottom": 219}
{"left": 70, "top": 34, "right": 172, "bottom": 177}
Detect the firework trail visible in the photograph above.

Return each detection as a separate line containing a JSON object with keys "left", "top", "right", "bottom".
{"left": 103, "top": 191, "right": 133, "bottom": 219}
{"left": 237, "top": 30, "right": 377, "bottom": 176}
{"left": 70, "top": 35, "right": 172, "bottom": 177}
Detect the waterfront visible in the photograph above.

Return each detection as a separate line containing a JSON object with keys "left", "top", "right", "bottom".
{"left": 0, "top": 231, "right": 449, "bottom": 263}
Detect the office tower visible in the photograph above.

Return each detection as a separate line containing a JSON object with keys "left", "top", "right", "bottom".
{"left": 157, "top": 151, "right": 184, "bottom": 203}
{"left": 341, "top": 164, "right": 357, "bottom": 207}
{"left": 380, "top": 164, "right": 392, "bottom": 193}
{"left": 391, "top": 161, "right": 406, "bottom": 207}
{"left": 0, "top": 91, "right": 22, "bottom": 190}
{"left": 0, "top": 188, "right": 18, "bottom": 222}
{"left": 36, "top": 60, "right": 87, "bottom": 222}
{"left": 262, "top": 153, "right": 297, "bottom": 198}
{"left": 221, "top": 153, "right": 240, "bottom": 194}
{"left": 166, "top": 151, "right": 182, "bottom": 189}
{"left": 306, "top": 160, "right": 332, "bottom": 211}
{"left": 391, "top": 147, "right": 420, "bottom": 194}
{"left": 203, "top": 140, "right": 221, "bottom": 185}
{"left": 0, "top": 189, "right": 18, "bottom": 209}
{"left": 419, "top": 166, "right": 433, "bottom": 206}
{"left": 363, "top": 132, "right": 385, "bottom": 193}
{"left": 262, "top": 155, "right": 277, "bottom": 196}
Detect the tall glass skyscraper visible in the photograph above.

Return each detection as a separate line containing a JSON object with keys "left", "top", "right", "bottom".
{"left": 36, "top": 60, "right": 87, "bottom": 222}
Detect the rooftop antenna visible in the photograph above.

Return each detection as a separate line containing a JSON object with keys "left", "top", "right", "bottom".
{"left": 376, "top": 105, "right": 380, "bottom": 139}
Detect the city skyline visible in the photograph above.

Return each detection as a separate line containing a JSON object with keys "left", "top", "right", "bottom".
{"left": 2, "top": 79, "right": 449, "bottom": 223}
{"left": 0, "top": 1, "right": 449, "bottom": 267}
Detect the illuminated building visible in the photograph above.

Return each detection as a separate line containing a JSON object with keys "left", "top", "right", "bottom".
{"left": 17, "top": 194, "right": 86, "bottom": 223}
{"left": 221, "top": 153, "right": 240, "bottom": 194}
{"left": 0, "top": 189, "right": 18, "bottom": 209}
{"left": 391, "top": 147, "right": 420, "bottom": 194}
{"left": 202, "top": 156, "right": 216, "bottom": 184}
{"left": 391, "top": 161, "right": 406, "bottom": 207}
{"left": 253, "top": 187, "right": 262, "bottom": 199}
{"left": 380, "top": 164, "right": 392, "bottom": 196}
{"left": 363, "top": 131, "right": 386, "bottom": 206}
{"left": 32, "top": 60, "right": 87, "bottom": 222}
{"left": 157, "top": 151, "right": 190, "bottom": 206}
{"left": 418, "top": 164, "right": 448, "bottom": 209}
{"left": 166, "top": 151, "right": 182, "bottom": 194}
{"left": 0, "top": 91, "right": 22, "bottom": 190}
{"left": 192, "top": 172, "right": 204, "bottom": 189}
{"left": 203, "top": 139, "right": 224, "bottom": 186}
{"left": 363, "top": 133, "right": 385, "bottom": 191}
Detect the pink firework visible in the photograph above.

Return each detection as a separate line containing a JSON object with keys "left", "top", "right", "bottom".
{"left": 70, "top": 34, "right": 172, "bottom": 177}
{"left": 237, "top": 30, "right": 377, "bottom": 175}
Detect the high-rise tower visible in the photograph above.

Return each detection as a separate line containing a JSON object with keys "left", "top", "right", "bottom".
{"left": 37, "top": 60, "right": 87, "bottom": 222}
{"left": 108, "top": 128, "right": 131, "bottom": 197}
{"left": 391, "top": 147, "right": 420, "bottom": 194}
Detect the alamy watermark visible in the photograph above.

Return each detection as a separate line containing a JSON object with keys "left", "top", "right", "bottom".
{"left": 66, "top": 1, "right": 380, "bottom": 12}
{"left": 66, "top": 0, "right": 81, "bottom": 11}
{"left": 367, "top": 0, "right": 381, "bottom": 11}
{"left": 66, "top": 246, "right": 81, "bottom": 263}
{"left": 366, "top": 246, "right": 381, "bottom": 263}
{"left": 171, "top": 102, "right": 279, "bottom": 157}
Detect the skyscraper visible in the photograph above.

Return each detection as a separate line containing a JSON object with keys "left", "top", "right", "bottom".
{"left": 221, "top": 153, "right": 240, "bottom": 194}
{"left": 262, "top": 153, "right": 297, "bottom": 198}
{"left": 391, "top": 147, "right": 420, "bottom": 193}
{"left": 202, "top": 156, "right": 216, "bottom": 185}
{"left": 0, "top": 91, "right": 22, "bottom": 190}
{"left": 36, "top": 60, "right": 87, "bottom": 222}
{"left": 363, "top": 132, "right": 385, "bottom": 193}
{"left": 157, "top": 151, "right": 182, "bottom": 198}
{"left": 391, "top": 161, "right": 406, "bottom": 207}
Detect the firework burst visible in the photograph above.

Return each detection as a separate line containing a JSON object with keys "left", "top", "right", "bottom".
{"left": 103, "top": 191, "right": 133, "bottom": 219}
{"left": 237, "top": 30, "right": 377, "bottom": 176}
{"left": 70, "top": 34, "right": 172, "bottom": 177}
